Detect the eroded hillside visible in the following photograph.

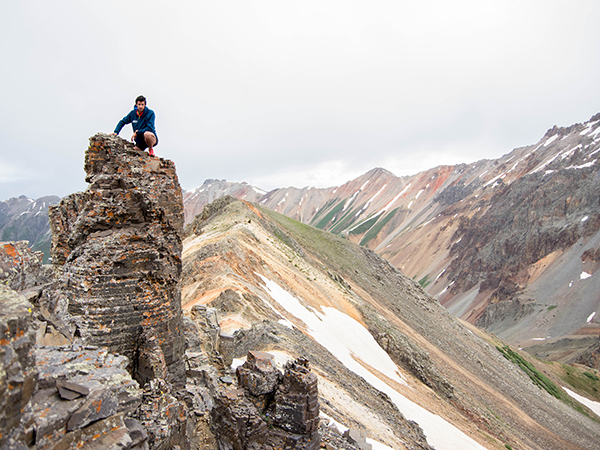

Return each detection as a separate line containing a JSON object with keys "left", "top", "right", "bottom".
{"left": 182, "top": 198, "right": 600, "bottom": 450}
{"left": 183, "top": 114, "right": 600, "bottom": 357}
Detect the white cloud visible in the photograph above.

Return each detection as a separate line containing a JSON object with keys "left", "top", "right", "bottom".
{"left": 0, "top": 161, "right": 26, "bottom": 184}
{"left": 1, "top": 1, "right": 600, "bottom": 198}
{"left": 247, "top": 160, "right": 365, "bottom": 191}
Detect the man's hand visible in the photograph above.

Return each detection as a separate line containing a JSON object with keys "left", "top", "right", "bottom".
{"left": 131, "top": 132, "right": 137, "bottom": 142}
{"left": 109, "top": 132, "right": 117, "bottom": 136}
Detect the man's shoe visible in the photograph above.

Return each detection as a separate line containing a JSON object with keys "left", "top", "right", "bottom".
{"left": 148, "top": 148, "right": 155, "bottom": 157}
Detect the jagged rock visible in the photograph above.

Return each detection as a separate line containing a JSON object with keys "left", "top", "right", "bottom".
{"left": 211, "top": 387, "right": 269, "bottom": 449}
{"left": 56, "top": 379, "right": 90, "bottom": 400}
{"left": 270, "top": 357, "right": 319, "bottom": 440}
{"left": 575, "top": 335, "right": 600, "bottom": 370}
{"left": 0, "top": 241, "right": 52, "bottom": 291}
{"left": 343, "top": 428, "right": 372, "bottom": 450}
{"left": 67, "top": 388, "right": 119, "bottom": 431}
{"left": 0, "top": 285, "right": 37, "bottom": 448}
{"left": 47, "top": 413, "right": 140, "bottom": 450}
{"left": 132, "top": 379, "right": 188, "bottom": 450}
{"left": 46, "top": 133, "right": 186, "bottom": 387}
{"left": 236, "top": 351, "right": 280, "bottom": 399}
{"left": 31, "top": 345, "right": 143, "bottom": 448}
{"left": 135, "top": 327, "right": 168, "bottom": 387}
{"left": 125, "top": 417, "right": 149, "bottom": 449}
{"left": 212, "top": 352, "right": 320, "bottom": 450}
{"left": 187, "top": 305, "right": 228, "bottom": 374}
{"left": 476, "top": 298, "right": 536, "bottom": 329}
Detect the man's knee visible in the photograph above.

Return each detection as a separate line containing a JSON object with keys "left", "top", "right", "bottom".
{"left": 144, "top": 132, "right": 157, "bottom": 146}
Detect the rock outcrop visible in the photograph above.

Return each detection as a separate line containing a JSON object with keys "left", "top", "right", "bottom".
{"left": 0, "top": 285, "right": 37, "bottom": 449}
{"left": 212, "top": 351, "right": 320, "bottom": 450}
{"left": 1, "top": 284, "right": 149, "bottom": 450}
{"left": 1, "top": 134, "right": 326, "bottom": 450}
{"left": 0, "top": 241, "right": 52, "bottom": 292}
{"left": 47, "top": 133, "right": 185, "bottom": 387}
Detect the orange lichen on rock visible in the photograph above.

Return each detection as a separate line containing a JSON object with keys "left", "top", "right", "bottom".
{"left": 47, "top": 133, "right": 185, "bottom": 387}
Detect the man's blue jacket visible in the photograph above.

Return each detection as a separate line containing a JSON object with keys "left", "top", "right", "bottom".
{"left": 114, "top": 107, "right": 157, "bottom": 137}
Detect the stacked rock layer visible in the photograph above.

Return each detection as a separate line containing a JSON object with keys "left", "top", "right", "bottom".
{"left": 48, "top": 133, "right": 185, "bottom": 386}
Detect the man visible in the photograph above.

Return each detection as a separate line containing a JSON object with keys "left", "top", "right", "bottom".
{"left": 111, "top": 95, "right": 158, "bottom": 157}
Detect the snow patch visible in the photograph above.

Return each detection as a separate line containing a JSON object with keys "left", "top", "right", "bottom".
{"left": 257, "top": 275, "right": 487, "bottom": 450}
{"left": 483, "top": 172, "right": 507, "bottom": 187}
{"left": 563, "top": 387, "right": 600, "bottom": 417}
{"left": 360, "top": 179, "right": 371, "bottom": 190}
{"left": 530, "top": 152, "right": 560, "bottom": 174}
{"left": 343, "top": 191, "right": 359, "bottom": 211}
{"left": 543, "top": 135, "right": 559, "bottom": 146}
{"left": 257, "top": 274, "right": 406, "bottom": 386}
{"left": 582, "top": 216, "right": 589, "bottom": 222}
{"left": 277, "top": 193, "right": 289, "bottom": 206}
{"left": 421, "top": 217, "right": 435, "bottom": 227}
{"left": 364, "top": 184, "right": 387, "bottom": 210}
{"left": 588, "top": 147, "right": 600, "bottom": 158}
{"left": 319, "top": 413, "right": 395, "bottom": 450}
{"left": 587, "top": 312, "right": 596, "bottom": 323}
{"left": 378, "top": 188, "right": 406, "bottom": 214}
{"left": 588, "top": 127, "right": 600, "bottom": 139}
{"left": 566, "top": 160, "right": 597, "bottom": 170}
{"left": 579, "top": 120, "right": 599, "bottom": 135}
{"left": 580, "top": 272, "right": 592, "bottom": 280}
{"left": 278, "top": 319, "right": 294, "bottom": 329}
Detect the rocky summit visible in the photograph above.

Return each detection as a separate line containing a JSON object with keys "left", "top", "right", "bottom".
{"left": 1, "top": 134, "right": 326, "bottom": 450}
{"left": 47, "top": 133, "right": 186, "bottom": 386}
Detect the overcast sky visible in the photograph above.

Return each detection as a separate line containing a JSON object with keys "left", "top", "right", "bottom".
{"left": 1, "top": 1, "right": 599, "bottom": 200}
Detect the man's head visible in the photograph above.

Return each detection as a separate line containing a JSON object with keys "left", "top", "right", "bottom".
{"left": 135, "top": 95, "right": 146, "bottom": 113}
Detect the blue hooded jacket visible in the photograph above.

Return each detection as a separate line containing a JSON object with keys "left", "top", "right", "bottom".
{"left": 114, "top": 107, "right": 157, "bottom": 137}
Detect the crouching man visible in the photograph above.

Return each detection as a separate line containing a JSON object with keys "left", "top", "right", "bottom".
{"left": 111, "top": 95, "right": 158, "bottom": 157}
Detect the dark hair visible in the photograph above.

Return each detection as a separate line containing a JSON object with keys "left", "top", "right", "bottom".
{"left": 135, "top": 95, "right": 146, "bottom": 104}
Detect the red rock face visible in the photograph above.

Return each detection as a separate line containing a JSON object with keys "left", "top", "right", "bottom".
{"left": 48, "top": 134, "right": 185, "bottom": 386}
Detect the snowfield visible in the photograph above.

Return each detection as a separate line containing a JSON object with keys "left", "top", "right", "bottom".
{"left": 564, "top": 388, "right": 600, "bottom": 418}
{"left": 258, "top": 274, "right": 488, "bottom": 450}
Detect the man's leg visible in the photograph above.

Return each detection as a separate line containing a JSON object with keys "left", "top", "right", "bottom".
{"left": 133, "top": 132, "right": 147, "bottom": 152}
{"left": 144, "top": 132, "right": 157, "bottom": 157}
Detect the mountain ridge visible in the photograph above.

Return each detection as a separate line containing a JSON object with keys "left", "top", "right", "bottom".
{"left": 181, "top": 196, "right": 600, "bottom": 450}
{"left": 183, "top": 113, "right": 600, "bottom": 355}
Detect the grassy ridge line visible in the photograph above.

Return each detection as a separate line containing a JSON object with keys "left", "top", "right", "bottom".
{"left": 258, "top": 204, "right": 366, "bottom": 274}
{"left": 360, "top": 208, "right": 399, "bottom": 246}
{"left": 496, "top": 345, "right": 600, "bottom": 422}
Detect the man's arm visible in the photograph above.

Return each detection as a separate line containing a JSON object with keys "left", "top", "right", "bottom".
{"left": 112, "top": 112, "right": 133, "bottom": 135}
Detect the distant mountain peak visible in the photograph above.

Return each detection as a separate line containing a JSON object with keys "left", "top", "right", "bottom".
{"left": 183, "top": 113, "right": 600, "bottom": 358}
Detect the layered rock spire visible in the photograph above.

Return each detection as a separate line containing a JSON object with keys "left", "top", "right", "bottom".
{"left": 48, "top": 133, "right": 185, "bottom": 386}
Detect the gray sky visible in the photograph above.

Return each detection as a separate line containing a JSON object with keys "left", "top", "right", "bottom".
{"left": 2, "top": 1, "right": 599, "bottom": 200}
